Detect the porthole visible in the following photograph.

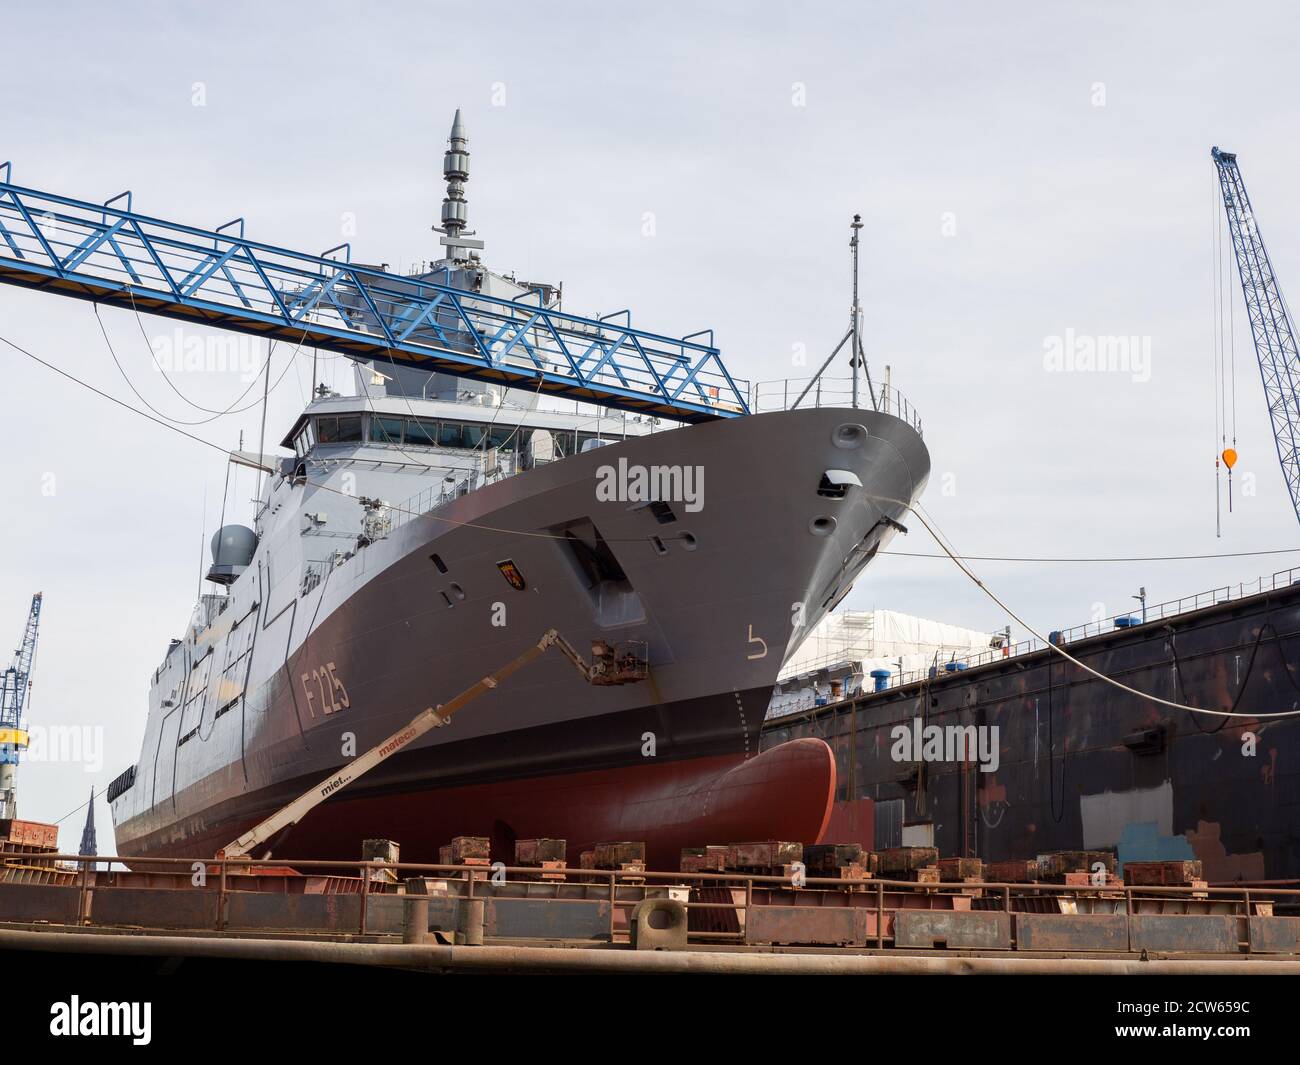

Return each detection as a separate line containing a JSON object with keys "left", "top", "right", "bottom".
{"left": 680, "top": 532, "right": 699, "bottom": 551}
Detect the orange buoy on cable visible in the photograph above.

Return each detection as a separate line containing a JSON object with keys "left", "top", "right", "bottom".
{"left": 1222, "top": 447, "right": 1238, "bottom": 469}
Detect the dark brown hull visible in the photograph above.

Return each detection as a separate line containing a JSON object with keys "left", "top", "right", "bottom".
{"left": 764, "top": 580, "right": 1300, "bottom": 881}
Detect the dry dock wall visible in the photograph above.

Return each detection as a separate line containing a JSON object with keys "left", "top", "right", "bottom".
{"left": 762, "top": 582, "right": 1300, "bottom": 881}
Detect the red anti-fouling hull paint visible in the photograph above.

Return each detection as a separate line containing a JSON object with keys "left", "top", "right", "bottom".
{"left": 280, "top": 738, "right": 837, "bottom": 871}
{"left": 137, "top": 738, "right": 837, "bottom": 871}
{"left": 295, "top": 738, "right": 837, "bottom": 870}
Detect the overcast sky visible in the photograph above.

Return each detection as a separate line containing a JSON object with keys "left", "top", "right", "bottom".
{"left": 2, "top": 1, "right": 1298, "bottom": 847}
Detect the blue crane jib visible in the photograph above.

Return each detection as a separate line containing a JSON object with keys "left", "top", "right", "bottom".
{"left": 0, "top": 164, "right": 749, "bottom": 423}
{"left": 0, "top": 592, "right": 41, "bottom": 768}
{"left": 1211, "top": 147, "right": 1300, "bottom": 527}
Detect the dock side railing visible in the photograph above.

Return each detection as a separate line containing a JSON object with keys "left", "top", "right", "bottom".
{"left": 3, "top": 851, "right": 1297, "bottom": 954}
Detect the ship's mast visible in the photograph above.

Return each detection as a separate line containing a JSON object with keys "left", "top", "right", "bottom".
{"left": 850, "top": 214, "right": 863, "bottom": 409}
{"left": 433, "top": 109, "right": 485, "bottom": 263}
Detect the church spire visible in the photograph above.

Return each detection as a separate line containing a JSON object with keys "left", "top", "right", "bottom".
{"left": 78, "top": 787, "right": 97, "bottom": 857}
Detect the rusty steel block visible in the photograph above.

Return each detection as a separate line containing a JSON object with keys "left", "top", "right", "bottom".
{"left": 938, "top": 857, "right": 984, "bottom": 881}
{"left": 746, "top": 905, "right": 871, "bottom": 947}
{"left": 1248, "top": 916, "right": 1300, "bottom": 954}
{"left": 1122, "top": 860, "right": 1204, "bottom": 886}
{"left": 804, "top": 843, "right": 865, "bottom": 873}
{"left": 682, "top": 846, "right": 730, "bottom": 873}
{"left": 449, "top": 836, "right": 490, "bottom": 863}
{"left": 514, "top": 838, "right": 566, "bottom": 865}
{"left": 0, "top": 883, "right": 80, "bottom": 924}
{"left": 1036, "top": 850, "right": 1115, "bottom": 877}
{"left": 362, "top": 838, "right": 400, "bottom": 864}
{"left": 593, "top": 841, "right": 645, "bottom": 869}
{"left": 876, "top": 846, "right": 939, "bottom": 874}
{"left": 986, "top": 859, "right": 1039, "bottom": 883}
{"left": 679, "top": 848, "right": 707, "bottom": 873}
{"left": 579, "top": 850, "right": 596, "bottom": 870}
{"left": 0, "top": 819, "right": 58, "bottom": 849}
{"left": 1015, "top": 913, "right": 1130, "bottom": 952}
{"left": 727, "top": 841, "right": 802, "bottom": 870}
{"left": 895, "top": 910, "right": 1012, "bottom": 950}
{"left": 1129, "top": 915, "right": 1237, "bottom": 954}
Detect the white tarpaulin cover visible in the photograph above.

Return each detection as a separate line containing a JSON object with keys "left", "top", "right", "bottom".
{"left": 768, "top": 609, "right": 997, "bottom": 719}
{"left": 780, "top": 609, "right": 993, "bottom": 679}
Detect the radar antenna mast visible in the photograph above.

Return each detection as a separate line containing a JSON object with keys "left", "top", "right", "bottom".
{"left": 795, "top": 214, "right": 878, "bottom": 411}
{"left": 432, "top": 109, "right": 485, "bottom": 262}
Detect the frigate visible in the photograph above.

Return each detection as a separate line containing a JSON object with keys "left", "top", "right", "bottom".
{"left": 108, "top": 113, "right": 931, "bottom": 868}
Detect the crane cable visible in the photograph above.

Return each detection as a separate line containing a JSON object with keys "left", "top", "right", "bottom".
{"left": 1213, "top": 177, "right": 1224, "bottom": 535}
{"left": 94, "top": 296, "right": 306, "bottom": 426}
{"left": 901, "top": 496, "right": 1300, "bottom": 720}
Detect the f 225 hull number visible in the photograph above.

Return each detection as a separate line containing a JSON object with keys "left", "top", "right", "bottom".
{"left": 301, "top": 662, "right": 350, "bottom": 717}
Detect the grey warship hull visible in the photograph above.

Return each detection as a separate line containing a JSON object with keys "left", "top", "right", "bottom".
{"left": 110, "top": 406, "right": 930, "bottom": 867}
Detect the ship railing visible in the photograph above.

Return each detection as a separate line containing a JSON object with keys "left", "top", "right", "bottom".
{"left": 750, "top": 376, "right": 923, "bottom": 435}
{"left": 386, "top": 474, "right": 479, "bottom": 536}
{"left": 16, "top": 850, "right": 1300, "bottom": 953}
{"left": 850, "top": 565, "right": 1300, "bottom": 695}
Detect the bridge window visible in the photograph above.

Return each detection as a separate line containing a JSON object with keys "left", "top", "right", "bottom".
{"left": 369, "top": 416, "right": 405, "bottom": 444}
{"left": 484, "top": 426, "right": 517, "bottom": 452}
{"left": 406, "top": 418, "right": 439, "bottom": 447}
{"left": 438, "top": 421, "right": 467, "bottom": 448}
{"left": 316, "top": 415, "right": 362, "bottom": 444}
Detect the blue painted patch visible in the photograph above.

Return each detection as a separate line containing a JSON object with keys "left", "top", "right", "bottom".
{"left": 1115, "top": 821, "right": 1195, "bottom": 875}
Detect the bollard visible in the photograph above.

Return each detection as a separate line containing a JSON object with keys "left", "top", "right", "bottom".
{"left": 629, "top": 897, "right": 688, "bottom": 951}
{"left": 461, "top": 897, "right": 485, "bottom": 946}
{"left": 402, "top": 895, "right": 429, "bottom": 945}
